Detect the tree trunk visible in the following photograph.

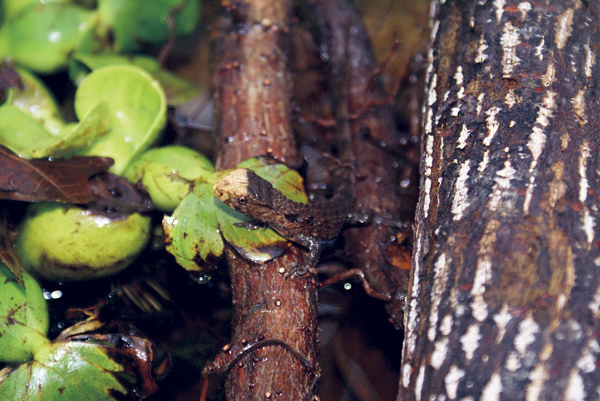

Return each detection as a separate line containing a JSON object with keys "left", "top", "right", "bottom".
{"left": 400, "top": 1, "right": 600, "bottom": 400}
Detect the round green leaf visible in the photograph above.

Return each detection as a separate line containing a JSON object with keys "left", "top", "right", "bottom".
{"left": 163, "top": 180, "right": 226, "bottom": 272}
{"left": 74, "top": 65, "right": 167, "bottom": 174}
{"left": 97, "top": 0, "right": 200, "bottom": 52}
{"left": 0, "top": 100, "right": 112, "bottom": 160}
{"left": 163, "top": 157, "right": 308, "bottom": 272}
{"left": 70, "top": 53, "right": 200, "bottom": 106}
{"left": 124, "top": 146, "right": 214, "bottom": 212}
{"left": 0, "top": 3, "right": 96, "bottom": 73}
{"left": 16, "top": 203, "right": 151, "bottom": 282}
{"left": 0, "top": 262, "right": 49, "bottom": 364}
{"left": 0, "top": 341, "right": 127, "bottom": 400}
{"left": 8, "top": 68, "right": 64, "bottom": 135}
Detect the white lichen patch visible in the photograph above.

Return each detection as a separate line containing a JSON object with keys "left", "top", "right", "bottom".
{"left": 535, "top": 37, "right": 545, "bottom": 61}
{"left": 517, "top": 2, "right": 532, "bottom": 19}
{"left": 452, "top": 160, "right": 471, "bottom": 221}
{"left": 588, "top": 284, "right": 600, "bottom": 318}
{"left": 445, "top": 365, "right": 465, "bottom": 399}
{"left": 584, "top": 43, "right": 596, "bottom": 78}
{"left": 481, "top": 372, "right": 502, "bottom": 401}
{"left": 555, "top": 8, "right": 574, "bottom": 50}
{"left": 493, "top": 304, "right": 512, "bottom": 343}
{"left": 505, "top": 89, "right": 517, "bottom": 108}
{"left": 579, "top": 141, "right": 590, "bottom": 203}
{"left": 565, "top": 369, "right": 586, "bottom": 401}
{"left": 457, "top": 124, "right": 470, "bottom": 149}
{"left": 578, "top": 141, "right": 595, "bottom": 247}
{"left": 526, "top": 363, "right": 549, "bottom": 401}
{"left": 541, "top": 63, "right": 555, "bottom": 87}
{"left": 515, "top": 315, "right": 539, "bottom": 355}
{"left": 472, "top": 257, "right": 491, "bottom": 321}
{"left": 523, "top": 91, "right": 555, "bottom": 214}
{"left": 501, "top": 22, "right": 521, "bottom": 76}
{"left": 476, "top": 93, "right": 486, "bottom": 115}
{"left": 488, "top": 161, "right": 516, "bottom": 212}
{"left": 460, "top": 324, "right": 481, "bottom": 360}
{"left": 475, "top": 35, "right": 489, "bottom": 63}
{"left": 431, "top": 337, "right": 450, "bottom": 370}
{"left": 454, "top": 65, "right": 464, "bottom": 86}
{"left": 428, "top": 253, "right": 450, "bottom": 341}
{"left": 415, "top": 364, "right": 426, "bottom": 401}
{"left": 483, "top": 106, "right": 501, "bottom": 146}
{"left": 505, "top": 351, "right": 520, "bottom": 371}
{"left": 494, "top": 0, "right": 506, "bottom": 23}
{"left": 479, "top": 150, "right": 490, "bottom": 173}
{"left": 572, "top": 88, "right": 588, "bottom": 125}
{"left": 576, "top": 340, "right": 598, "bottom": 373}
{"left": 441, "top": 314, "right": 453, "bottom": 336}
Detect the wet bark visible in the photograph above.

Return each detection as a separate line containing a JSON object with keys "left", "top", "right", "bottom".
{"left": 211, "top": 1, "right": 317, "bottom": 400}
{"left": 311, "top": 0, "right": 411, "bottom": 328}
{"left": 400, "top": 1, "right": 600, "bottom": 400}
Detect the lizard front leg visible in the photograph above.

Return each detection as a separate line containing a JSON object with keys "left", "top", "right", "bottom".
{"left": 285, "top": 234, "right": 321, "bottom": 278}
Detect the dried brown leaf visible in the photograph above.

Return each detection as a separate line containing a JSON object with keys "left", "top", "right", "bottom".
{"left": 0, "top": 146, "right": 113, "bottom": 203}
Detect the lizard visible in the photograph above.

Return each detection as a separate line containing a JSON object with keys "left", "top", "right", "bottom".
{"left": 213, "top": 167, "right": 357, "bottom": 277}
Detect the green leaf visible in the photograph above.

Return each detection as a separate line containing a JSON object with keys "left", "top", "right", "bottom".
{"left": 97, "top": 0, "right": 200, "bottom": 52}
{"left": 163, "top": 178, "right": 227, "bottom": 272}
{"left": 163, "top": 157, "right": 308, "bottom": 273}
{"left": 70, "top": 53, "right": 200, "bottom": 106}
{"left": 74, "top": 65, "right": 167, "bottom": 175}
{"left": 7, "top": 68, "right": 64, "bottom": 135}
{"left": 124, "top": 145, "right": 214, "bottom": 212}
{"left": 0, "top": 102, "right": 112, "bottom": 159}
{"left": 0, "top": 3, "right": 96, "bottom": 73}
{"left": 0, "top": 68, "right": 112, "bottom": 159}
{"left": 0, "top": 262, "right": 49, "bottom": 364}
{"left": 0, "top": 341, "right": 127, "bottom": 400}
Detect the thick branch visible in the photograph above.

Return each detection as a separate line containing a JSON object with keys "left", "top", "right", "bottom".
{"left": 212, "top": 1, "right": 317, "bottom": 399}
{"left": 401, "top": 0, "right": 600, "bottom": 399}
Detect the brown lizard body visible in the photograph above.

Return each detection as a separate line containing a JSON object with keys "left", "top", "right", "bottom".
{"left": 213, "top": 168, "right": 353, "bottom": 276}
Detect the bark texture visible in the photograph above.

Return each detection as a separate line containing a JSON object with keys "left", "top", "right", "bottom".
{"left": 312, "top": 0, "right": 410, "bottom": 327}
{"left": 211, "top": 1, "right": 317, "bottom": 399}
{"left": 401, "top": 1, "right": 600, "bottom": 400}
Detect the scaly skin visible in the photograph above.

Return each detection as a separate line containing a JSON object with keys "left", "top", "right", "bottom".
{"left": 213, "top": 168, "right": 353, "bottom": 276}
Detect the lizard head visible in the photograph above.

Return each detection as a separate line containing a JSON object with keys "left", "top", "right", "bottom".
{"left": 213, "top": 168, "right": 275, "bottom": 215}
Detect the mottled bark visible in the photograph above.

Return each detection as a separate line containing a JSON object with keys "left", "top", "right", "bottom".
{"left": 401, "top": 1, "right": 600, "bottom": 400}
{"left": 211, "top": 1, "right": 317, "bottom": 400}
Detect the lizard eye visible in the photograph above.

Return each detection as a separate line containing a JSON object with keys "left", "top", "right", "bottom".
{"left": 238, "top": 196, "right": 246, "bottom": 204}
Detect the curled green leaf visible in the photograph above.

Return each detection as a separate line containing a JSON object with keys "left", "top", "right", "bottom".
{"left": 70, "top": 53, "right": 200, "bottom": 106}
{"left": 163, "top": 157, "right": 308, "bottom": 273}
{"left": 0, "top": 262, "right": 49, "bottom": 364}
{"left": 74, "top": 65, "right": 167, "bottom": 175}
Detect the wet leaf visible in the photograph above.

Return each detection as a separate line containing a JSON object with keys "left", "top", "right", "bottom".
{"left": 96, "top": 0, "right": 200, "bottom": 52}
{"left": 0, "top": 261, "right": 49, "bottom": 363}
{"left": 0, "top": 208, "right": 23, "bottom": 286}
{"left": 0, "top": 146, "right": 114, "bottom": 203}
{"left": 0, "top": 340, "right": 128, "bottom": 400}
{"left": 0, "top": 68, "right": 113, "bottom": 159}
{"left": 7, "top": 67, "right": 63, "bottom": 135}
{"left": 70, "top": 53, "right": 200, "bottom": 106}
{"left": 0, "top": 64, "right": 24, "bottom": 101}
{"left": 163, "top": 157, "right": 307, "bottom": 273}
{"left": 0, "top": 3, "right": 96, "bottom": 73}
{"left": 74, "top": 65, "right": 167, "bottom": 175}
{"left": 123, "top": 145, "right": 214, "bottom": 212}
